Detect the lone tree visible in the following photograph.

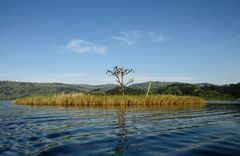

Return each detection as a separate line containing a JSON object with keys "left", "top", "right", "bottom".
{"left": 106, "top": 66, "right": 135, "bottom": 96}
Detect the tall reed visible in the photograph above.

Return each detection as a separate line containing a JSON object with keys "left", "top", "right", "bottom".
{"left": 15, "top": 93, "right": 206, "bottom": 108}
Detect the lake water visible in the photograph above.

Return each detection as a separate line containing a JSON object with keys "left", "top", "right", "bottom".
{"left": 0, "top": 101, "right": 240, "bottom": 156}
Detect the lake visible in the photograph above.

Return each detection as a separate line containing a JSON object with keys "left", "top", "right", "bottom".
{"left": 0, "top": 100, "right": 240, "bottom": 156}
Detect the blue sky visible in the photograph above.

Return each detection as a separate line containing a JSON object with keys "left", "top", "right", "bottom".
{"left": 0, "top": 0, "right": 240, "bottom": 85}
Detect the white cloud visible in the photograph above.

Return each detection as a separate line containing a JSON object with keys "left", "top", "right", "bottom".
{"left": 110, "top": 31, "right": 141, "bottom": 45}
{"left": 149, "top": 32, "right": 170, "bottom": 43}
{"left": 110, "top": 36, "right": 135, "bottom": 45}
{"left": 65, "top": 39, "right": 107, "bottom": 54}
{"left": 111, "top": 31, "right": 170, "bottom": 45}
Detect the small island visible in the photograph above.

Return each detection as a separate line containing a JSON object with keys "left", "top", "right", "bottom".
{"left": 15, "top": 93, "right": 206, "bottom": 107}
{"left": 6, "top": 66, "right": 238, "bottom": 107}
{"left": 15, "top": 66, "right": 208, "bottom": 107}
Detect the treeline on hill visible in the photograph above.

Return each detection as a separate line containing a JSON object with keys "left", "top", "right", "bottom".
{"left": 95, "top": 83, "right": 240, "bottom": 100}
{"left": 0, "top": 81, "right": 240, "bottom": 100}
{"left": 0, "top": 81, "right": 115, "bottom": 100}
{"left": 156, "top": 83, "right": 240, "bottom": 100}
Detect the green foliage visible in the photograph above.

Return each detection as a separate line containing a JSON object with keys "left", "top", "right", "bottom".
{"left": 0, "top": 81, "right": 115, "bottom": 99}
{"left": 158, "top": 84, "right": 199, "bottom": 96}
{"left": 157, "top": 83, "right": 239, "bottom": 100}
{"left": 106, "top": 87, "right": 144, "bottom": 95}
{"left": 160, "top": 86, "right": 183, "bottom": 95}
{"left": 130, "top": 81, "right": 174, "bottom": 90}
{"left": 1, "top": 81, "right": 240, "bottom": 100}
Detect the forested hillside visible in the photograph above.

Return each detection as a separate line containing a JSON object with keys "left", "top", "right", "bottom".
{"left": 0, "top": 81, "right": 239, "bottom": 100}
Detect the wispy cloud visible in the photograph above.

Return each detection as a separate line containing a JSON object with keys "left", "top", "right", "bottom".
{"left": 148, "top": 32, "right": 170, "bottom": 43}
{"left": 64, "top": 39, "right": 107, "bottom": 54}
{"left": 111, "top": 31, "right": 170, "bottom": 45}
{"left": 110, "top": 36, "right": 135, "bottom": 45}
{"left": 110, "top": 31, "right": 141, "bottom": 45}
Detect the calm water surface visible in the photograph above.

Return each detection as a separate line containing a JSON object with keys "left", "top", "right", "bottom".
{"left": 0, "top": 100, "right": 240, "bottom": 156}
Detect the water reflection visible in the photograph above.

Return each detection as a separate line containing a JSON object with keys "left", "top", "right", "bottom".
{"left": 110, "top": 109, "right": 129, "bottom": 155}
{"left": 0, "top": 101, "right": 240, "bottom": 156}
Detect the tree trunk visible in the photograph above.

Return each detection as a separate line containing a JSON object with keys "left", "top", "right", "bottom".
{"left": 122, "top": 85, "right": 125, "bottom": 96}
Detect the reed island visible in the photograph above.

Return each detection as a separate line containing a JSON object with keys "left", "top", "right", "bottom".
{"left": 15, "top": 93, "right": 206, "bottom": 107}
{"left": 15, "top": 66, "right": 206, "bottom": 107}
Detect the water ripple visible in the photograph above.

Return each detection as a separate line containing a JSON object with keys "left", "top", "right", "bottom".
{"left": 0, "top": 101, "right": 240, "bottom": 156}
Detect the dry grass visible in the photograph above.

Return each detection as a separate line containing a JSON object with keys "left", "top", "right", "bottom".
{"left": 15, "top": 93, "right": 206, "bottom": 108}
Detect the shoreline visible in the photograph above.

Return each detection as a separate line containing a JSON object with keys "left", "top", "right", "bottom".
{"left": 207, "top": 100, "right": 240, "bottom": 104}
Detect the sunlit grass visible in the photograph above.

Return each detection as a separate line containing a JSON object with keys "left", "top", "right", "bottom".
{"left": 15, "top": 93, "right": 206, "bottom": 107}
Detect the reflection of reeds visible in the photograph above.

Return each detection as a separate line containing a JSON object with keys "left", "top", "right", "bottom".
{"left": 15, "top": 93, "right": 206, "bottom": 107}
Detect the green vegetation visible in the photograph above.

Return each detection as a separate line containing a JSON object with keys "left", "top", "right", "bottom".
{"left": 0, "top": 81, "right": 115, "bottom": 99}
{"left": 1, "top": 81, "right": 240, "bottom": 100}
{"left": 15, "top": 93, "right": 206, "bottom": 107}
{"left": 106, "top": 82, "right": 240, "bottom": 100}
{"left": 156, "top": 83, "right": 240, "bottom": 100}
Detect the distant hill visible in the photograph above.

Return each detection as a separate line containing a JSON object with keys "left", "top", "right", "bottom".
{"left": 156, "top": 83, "right": 240, "bottom": 100}
{"left": 195, "top": 83, "right": 217, "bottom": 88}
{"left": 130, "top": 81, "right": 175, "bottom": 90}
{"left": 0, "top": 81, "right": 239, "bottom": 100}
{"left": 0, "top": 81, "right": 116, "bottom": 100}
{"left": 94, "top": 82, "right": 240, "bottom": 100}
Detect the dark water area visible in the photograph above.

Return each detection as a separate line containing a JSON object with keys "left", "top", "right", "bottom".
{"left": 208, "top": 100, "right": 240, "bottom": 104}
{"left": 0, "top": 101, "right": 240, "bottom": 156}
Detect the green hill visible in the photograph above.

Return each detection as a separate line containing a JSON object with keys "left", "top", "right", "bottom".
{"left": 156, "top": 83, "right": 240, "bottom": 100}
{"left": 106, "top": 82, "right": 240, "bottom": 100}
{"left": 0, "top": 81, "right": 115, "bottom": 100}
{"left": 130, "top": 81, "right": 175, "bottom": 90}
{"left": 0, "top": 81, "right": 239, "bottom": 100}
